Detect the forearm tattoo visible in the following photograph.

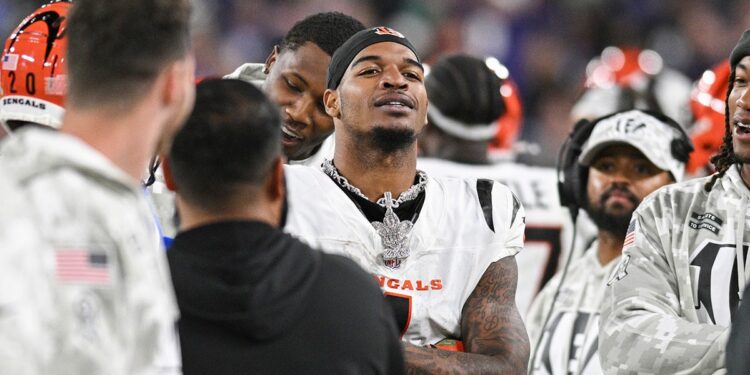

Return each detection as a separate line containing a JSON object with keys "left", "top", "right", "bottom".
{"left": 404, "top": 257, "right": 529, "bottom": 374}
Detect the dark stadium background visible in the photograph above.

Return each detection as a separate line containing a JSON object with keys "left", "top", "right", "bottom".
{"left": 2, "top": 0, "right": 747, "bottom": 166}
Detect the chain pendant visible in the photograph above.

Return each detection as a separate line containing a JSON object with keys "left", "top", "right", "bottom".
{"left": 372, "top": 192, "right": 413, "bottom": 269}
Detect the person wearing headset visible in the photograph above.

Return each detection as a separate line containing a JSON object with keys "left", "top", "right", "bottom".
{"left": 526, "top": 109, "right": 690, "bottom": 374}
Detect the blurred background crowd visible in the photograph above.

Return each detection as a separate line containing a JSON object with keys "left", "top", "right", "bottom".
{"left": 2, "top": 0, "right": 749, "bottom": 166}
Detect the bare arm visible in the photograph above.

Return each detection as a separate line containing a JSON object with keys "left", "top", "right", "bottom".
{"left": 404, "top": 257, "right": 529, "bottom": 375}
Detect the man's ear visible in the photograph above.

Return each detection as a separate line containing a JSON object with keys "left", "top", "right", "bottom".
{"left": 266, "top": 156, "right": 285, "bottom": 201}
{"left": 161, "top": 56, "right": 194, "bottom": 110}
{"left": 264, "top": 45, "right": 280, "bottom": 75}
{"left": 161, "top": 156, "right": 177, "bottom": 192}
{"left": 324, "top": 89, "right": 340, "bottom": 118}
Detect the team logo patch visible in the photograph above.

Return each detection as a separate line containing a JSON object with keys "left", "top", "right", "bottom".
{"left": 373, "top": 26, "right": 405, "bottom": 38}
{"left": 2, "top": 54, "right": 18, "bottom": 71}
{"left": 607, "top": 254, "right": 631, "bottom": 286}
{"left": 688, "top": 212, "right": 722, "bottom": 235}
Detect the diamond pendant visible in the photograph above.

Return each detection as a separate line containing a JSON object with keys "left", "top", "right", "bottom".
{"left": 372, "top": 192, "right": 413, "bottom": 269}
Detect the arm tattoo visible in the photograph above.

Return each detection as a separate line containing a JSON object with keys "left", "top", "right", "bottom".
{"left": 404, "top": 257, "right": 529, "bottom": 374}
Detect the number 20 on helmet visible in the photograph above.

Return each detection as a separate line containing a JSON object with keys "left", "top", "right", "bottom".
{"left": 1, "top": 0, "right": 71, "bottom": 130}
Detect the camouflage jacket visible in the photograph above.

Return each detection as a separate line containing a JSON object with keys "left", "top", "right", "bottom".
{"left": 598, "top": 166, "right": 750, "bottom": 374}
{"left": 0, "top": 128, "right": 179, "bottom": 374}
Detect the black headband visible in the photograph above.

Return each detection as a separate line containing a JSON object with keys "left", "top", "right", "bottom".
{"left": 731, "top": 28, "right": 750, "bottom": 71}
{"left": 326, "top": 26, "right": 420, "bottom": 89}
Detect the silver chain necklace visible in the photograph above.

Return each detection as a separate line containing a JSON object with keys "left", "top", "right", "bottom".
{"left": 322, "top": 159, "right": 427, "bottom": 268}
{"left": 322, "top": 159, "right": 427, "bottom": 208}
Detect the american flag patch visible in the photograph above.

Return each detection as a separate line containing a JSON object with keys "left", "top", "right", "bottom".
{"left": 2, "top": 54, "right": 18, "bottom": 71}
{"left": 55, "top": 249, "right": 110, "bottom": 284}
{"left": 623, "top": 219, "right": 637, "bottom": 248}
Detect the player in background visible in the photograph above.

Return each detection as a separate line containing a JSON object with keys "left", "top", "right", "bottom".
{"left": 284, "top": 27, "right": 529, "bottom": 373}
{"left": 599, "top": 28, "right": 750, "bottom": 374}
{"left": 225, "top": 12, "right": 365, "bottom": 167}
{"left": 0, "top": 1, "right": 68, "bottom": 138}
{"left": 417, "top": 54, "right": 587, "bottom": 315}
{"left": 0, "top": 0, "right": 194, "bottom": 372}
{"left": 0, "top": 1, "right": 178, "bottom": 249}
{"left": 571, "top": 46, "right": 693, "bottom": 128}
{"left": 527, "top": 109, "right": 689, "bottom": 374}
{"left": 151, "top": 12, "right": 365, "bottom": 239}
{"left": 687, "top": 60, "right": 731, "bottom": 178}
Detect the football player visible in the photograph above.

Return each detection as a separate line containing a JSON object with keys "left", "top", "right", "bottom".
{"left": 416, "top": 54, "right": 585, "bottom": 316}
{"left": 225, "top": 12, "right": 365, "bottom": 167}
{"left": 0, "top": 1, "right": 68, "bottom": 136}
{"left": 284, "top": 27, "right": 529, "bottom": 373}
{"left": 571, "top": 46, "right": 693, "bottom": 128}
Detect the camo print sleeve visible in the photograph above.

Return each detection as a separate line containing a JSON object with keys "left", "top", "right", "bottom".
{"left": 598, "top": 198, "right": 728, "bottom": 374}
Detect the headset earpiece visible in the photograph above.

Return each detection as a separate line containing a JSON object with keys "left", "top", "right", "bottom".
{"left": 557, "top": 118, "right": 596, "bottom": 219}
{"left": 641, "top": 109, "right": 694, "bottom": 163}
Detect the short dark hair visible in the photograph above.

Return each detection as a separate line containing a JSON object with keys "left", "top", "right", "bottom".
{"left": 66, "top": 0, "right": 192, "bottom": 109}
{"left": 426, "top": 54, "right": 506, "bottom": 125}
{"left": 169, "top": 79, "right": 282, "bottom": 210}
{"left": 279, "top": 12, "right": 365, "bottom": 56}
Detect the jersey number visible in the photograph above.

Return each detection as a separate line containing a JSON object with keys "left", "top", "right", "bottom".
{"left": 690, "top": 241, "right": 747, "bottom": 325}
{"left": 6, "top": 72, "right": 35, "bottom": 94}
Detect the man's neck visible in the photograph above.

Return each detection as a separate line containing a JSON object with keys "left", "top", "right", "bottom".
{"left": 333, "top": 142, "right": 418, "bottom": 202}
{"left": 60, "top": 102, "right": 163, "bottom": 183}
{"left": 596, "top": 230, "right": 624, "bottom": 266}
{"left": 177, "top": 196, "right": 278, "bottom": 232}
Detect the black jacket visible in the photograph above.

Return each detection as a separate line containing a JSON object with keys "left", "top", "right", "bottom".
{"left": 168, "top": 221, "right": 404, "bottom": 375}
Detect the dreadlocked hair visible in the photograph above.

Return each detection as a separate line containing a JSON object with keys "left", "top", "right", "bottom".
{"left": 705, "top": 70, "right": 737, "bottom": 191}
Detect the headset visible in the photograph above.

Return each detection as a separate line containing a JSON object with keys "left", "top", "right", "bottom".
{"left": 556, "top": 109, "right": 693, "bottom": 222}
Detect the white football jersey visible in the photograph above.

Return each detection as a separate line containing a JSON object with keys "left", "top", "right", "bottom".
{"left": 417, "top": 158, "right": 595, "bottom": 316}
{"left": 284, "top": 164, "right": 525, "bottom": 346}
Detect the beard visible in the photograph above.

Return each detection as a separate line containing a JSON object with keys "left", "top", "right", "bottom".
{"left": 369, "top": 126, "right": 417, "bottom": 153}
{"left": 339, "top": 95, "right": 417, "bottom": 154}
{"left": 584, "top": 187, "right": 640, "bottom": 237}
